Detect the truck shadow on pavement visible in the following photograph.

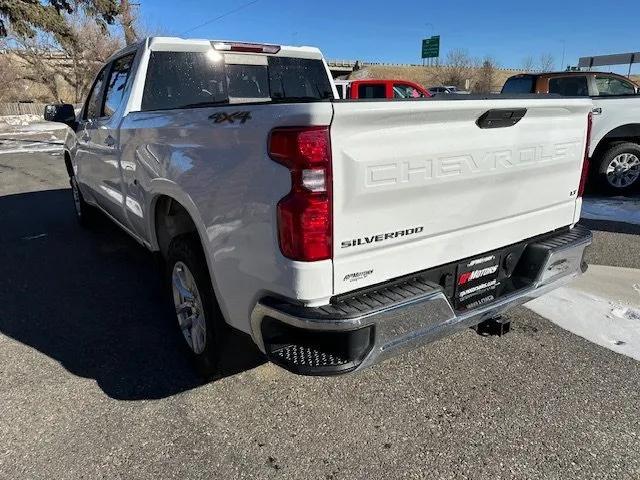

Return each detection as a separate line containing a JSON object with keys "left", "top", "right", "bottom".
{"left": 580, "top": 218, "right": 640, "bottom": 236}
{"left": 580, "top": 194, "right": 640, "bottom": 236}
{"left": 0, "top": 188, "right": 265, "bottom": 400}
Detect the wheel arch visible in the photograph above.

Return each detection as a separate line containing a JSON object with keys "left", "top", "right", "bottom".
{"left": 152, "top": 195, "right": 198, "bottom": 258}
{"left": 149, "top": 185, "right": 233, "bottom": 326}
{"left": 592, "top": 123, "right": 640, "bottom": 159}
{"left": 148, "top": 186, "right": 206, "bottom": 256}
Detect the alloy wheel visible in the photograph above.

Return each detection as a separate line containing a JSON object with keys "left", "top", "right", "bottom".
{"left": 171, "top": 261, "right": 207, "bottom": 354}
{"left": 606, "top": 153, "right": 640, "bottom": 189}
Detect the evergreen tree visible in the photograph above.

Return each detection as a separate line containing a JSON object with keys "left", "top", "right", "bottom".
{"left": 0, "top": 0, "right": 119, "bottom": 40}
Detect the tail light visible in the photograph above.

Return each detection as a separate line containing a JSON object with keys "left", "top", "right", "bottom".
{"left": 268, "top": 127, "right": 332, "bottom": 261}
{"left": 578, "top": 112, "right": 593, "bottom": 197}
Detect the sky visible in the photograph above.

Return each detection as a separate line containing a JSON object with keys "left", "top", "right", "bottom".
{"left": 139, "top": 0, "right": 640, "bottom": 73}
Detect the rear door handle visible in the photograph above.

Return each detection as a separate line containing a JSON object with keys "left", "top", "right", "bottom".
{"left": 592, "top": 107, "right": 602, "bottom": 115}
{"left": 104, "top": 135, "right": 116, "bottom": 147}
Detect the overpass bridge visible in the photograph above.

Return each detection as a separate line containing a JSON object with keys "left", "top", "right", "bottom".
{"left": 326, "top": 60, "right": 423, "bottom": 78}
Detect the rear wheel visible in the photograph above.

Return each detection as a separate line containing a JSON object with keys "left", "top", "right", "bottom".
{"left": 167, "top": 235, "right": 224, "bottom": 379}
{"left": 597, "top": 142, "right": 640, "bottom": 193}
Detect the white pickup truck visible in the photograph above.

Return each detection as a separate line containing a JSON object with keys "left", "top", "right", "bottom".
{"left": 503, "top": 71, "right": 640, "bottom": 192}
{"left": 45, "top": 37, "right": 593, "bottom": 378}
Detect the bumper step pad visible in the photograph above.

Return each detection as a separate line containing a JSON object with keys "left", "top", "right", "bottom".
{"left": 262, "top": 275, "right": 441, "bottom": 322}
{"left": 271, "top": 344, "right": 350, "bottom": 369}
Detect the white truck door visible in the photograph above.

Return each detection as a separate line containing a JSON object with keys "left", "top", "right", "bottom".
{"left": 75, "top": 65, "right": 109, "bottom": 204}
{"left": 78, "top": 54, "right": 136, "bottom": 224}
{"left": 98, "top": 53, "right": 137, "bottom": 223}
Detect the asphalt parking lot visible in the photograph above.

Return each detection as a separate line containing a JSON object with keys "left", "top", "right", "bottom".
{"left": 1, "top": 150, "right": 639, "bottom": 479}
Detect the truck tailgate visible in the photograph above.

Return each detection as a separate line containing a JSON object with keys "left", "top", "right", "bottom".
{"left": 330, "top": 98, "right": 591, "bottom": 294}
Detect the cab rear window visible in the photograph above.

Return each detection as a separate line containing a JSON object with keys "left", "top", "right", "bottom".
{"left": 548, "top": 76, "right": 589, "bottom": 96}
{"left": 501, "top": 76, "right": 535, "bottom": 94}
{"left": 142, "top": 51, "right": 333, "bottom": 111}
{"left": 268, "top": 56, "right": 334, "bottom": 100}
{"left": 358, "top": 84, "right": 386, "bottom": 99}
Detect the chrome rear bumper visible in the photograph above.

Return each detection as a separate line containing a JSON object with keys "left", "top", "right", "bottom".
{"left": 250, "top": 226, "right": 592, "bottom": 375}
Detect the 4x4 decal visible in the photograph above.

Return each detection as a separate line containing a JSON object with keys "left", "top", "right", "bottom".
{"left": 209, "top": 111, "right": 252, "bottom": 124}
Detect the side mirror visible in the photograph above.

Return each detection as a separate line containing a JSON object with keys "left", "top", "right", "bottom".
{"left": 44, "top": 104, "right": 77, "bottom": 129}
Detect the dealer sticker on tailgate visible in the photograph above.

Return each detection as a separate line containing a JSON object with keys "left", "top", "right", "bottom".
{"left": 455, "top": 255, "right": 501, "bottom": 311}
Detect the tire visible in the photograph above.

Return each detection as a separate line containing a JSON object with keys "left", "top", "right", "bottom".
{"left": 166, "top": 234, "right": 225, "bottom": 379}
{"left": 596, "top": 142, "right": 640, "bottom": 194}
{"left": 70, "top": 175, "right": 96, "bottom": 226}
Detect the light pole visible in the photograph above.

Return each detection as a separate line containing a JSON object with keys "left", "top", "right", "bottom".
{"left": 560, "top": 40, "right": 566, "bottom": 71}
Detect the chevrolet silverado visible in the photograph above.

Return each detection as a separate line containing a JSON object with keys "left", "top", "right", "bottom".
{"left": 44, "top": 37, "right": 593, "bottom": 378}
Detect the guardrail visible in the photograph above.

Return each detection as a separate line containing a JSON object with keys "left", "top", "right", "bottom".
{"left": 328, "top": 60, "right": 425, "bottom": 68}
{"left": 327, "top": 60, "right": 524, "bottom": 72}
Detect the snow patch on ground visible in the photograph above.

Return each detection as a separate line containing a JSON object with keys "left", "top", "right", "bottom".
{"left": 0, "top": 114, "right": 43, "bottom": 127}
{"left": 612, "top": 306, "right": 640, "bottom": 322}
{"left": 0, "top": 144, "right": 63, "bottom": 155}
{"left": 0, "top": 135, "right": 64, "bottom": 156}
{"left": 0, "top": 117, "right": 66, "bottom": 155}
{"left": 526, "top": 286, "right": 640, "bottom": 361}
{"left": 582, "top": 196, "right": 640, "bottom": 225}
{"left": 0, "top": 114, "right": 67, "bottom": 135}
{"left": 14, "top": 122, "right": 66, "bottom": 133}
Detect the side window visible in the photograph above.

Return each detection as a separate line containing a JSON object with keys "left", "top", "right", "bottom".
{"left": 548, "top": 76, "right": 589, "bottom": 96}
{"left": 103, "top": 54, "right": 136, "bottom": 117}
{"left": 502, "top": 76, "right": 535, "bottom": 94}
{"left": 358, "top": 84, "right": 386, "bottom": 99}
{"left": 393, "top": 84, "right": 424, "bottom": 98}
{"left": 84, "top": 66, "right": 108, "bottom": 120}
{"left": 594, "top": 76, "right": 636, "bottom": 96}
{"left": 142, "top": 51, "right": 227, "bottom": 111}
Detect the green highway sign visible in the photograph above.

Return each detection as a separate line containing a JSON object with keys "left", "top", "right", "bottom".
{"left": 422, "top": 35, "right": 440, "bottom": 59}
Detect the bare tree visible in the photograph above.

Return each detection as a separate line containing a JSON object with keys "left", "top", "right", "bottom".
{"left": 133, "top": 15, "right": 173, "bottom": 38}
{"left": 438, "top": 49, "right": 475, "bottom": 88}
{"left": 0, "top": 44, "right": 22, "bottom": 101}
{"left": 117, "top": 3, "right": 172, "bottom": 44}
{"left": 521, "top": 56, "right": 535, "bottom": 72}
{"left": 119, "top": 0, "right": 139, "bottom": 45}
{"left": 8, "top": 15, "right": 123, "bottom": 103}
{"left": 9, "top": 34, "right": 67, "bottom": 101}
{"left": 538, "top": 53, "right": 556, "bottom": 72}
{"left": 62, "top": 16, "right": 124, "bottom": 101}
{"left": 473, "top": 57, "right": 499, "bottom": 93}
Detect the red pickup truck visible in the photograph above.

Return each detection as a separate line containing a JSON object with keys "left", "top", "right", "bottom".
{"left": 335, "top": 79, "right": 431, "bottom": 99}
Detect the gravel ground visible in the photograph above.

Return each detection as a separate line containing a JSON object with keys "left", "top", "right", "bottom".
{"left": 585, "top": 228, "right": 640, "bottom": 270}
{"left": 0, "top": 151, "right": 639, "bottom": 480}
